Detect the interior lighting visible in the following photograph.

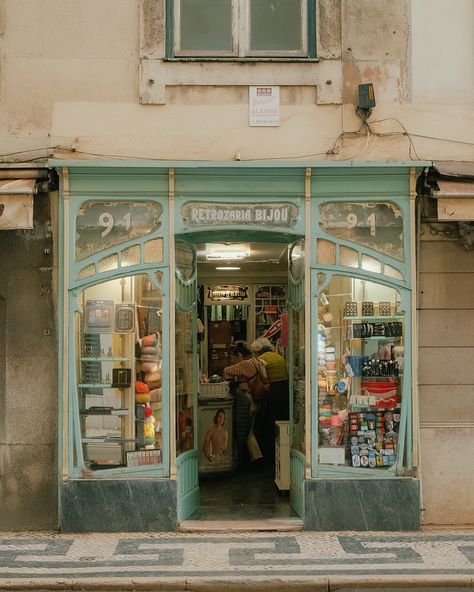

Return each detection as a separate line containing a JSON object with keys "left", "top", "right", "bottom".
{"left": 206, "top": 250, "right": 251, "bottom": 260}
{"left": 216, "top": 266, "right": 241, "bottom": 271}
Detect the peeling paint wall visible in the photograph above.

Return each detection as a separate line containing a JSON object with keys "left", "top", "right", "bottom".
{"left": 0, "top": 0, "right": 472, "bottom": 163}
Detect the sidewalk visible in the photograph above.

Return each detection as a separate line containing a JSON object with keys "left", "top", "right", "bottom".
{"left": 0, "top": 527, "right": 473, "bottom": 591}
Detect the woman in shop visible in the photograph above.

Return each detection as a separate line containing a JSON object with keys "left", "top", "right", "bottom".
{"left": 251, "top": 338, "right": 289, "bottom": 459}
{"left": 223, "top": 341, "right": 266, "bottom": 463}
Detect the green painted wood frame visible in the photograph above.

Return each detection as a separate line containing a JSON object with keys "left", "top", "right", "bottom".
{"left": 57, "top": 166, "right": 171, "bottom": 480}
{"left": 309, "top": 165, "right": 416, "bottom": 479}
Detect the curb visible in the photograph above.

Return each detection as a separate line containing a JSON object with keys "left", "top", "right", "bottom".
{"left": 0, "top": 575, "right": 472, "bottom": 591}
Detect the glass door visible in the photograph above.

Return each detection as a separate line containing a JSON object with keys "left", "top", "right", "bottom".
{"left": 287, "top": 239, "right": 306, "bottom": 517}
{"left": 175, "top": 241, "right": 199, "bottom": 521}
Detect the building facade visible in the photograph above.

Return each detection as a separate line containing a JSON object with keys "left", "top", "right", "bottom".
{"left": 0, "top": 0, "right": 472, "bottom": 530}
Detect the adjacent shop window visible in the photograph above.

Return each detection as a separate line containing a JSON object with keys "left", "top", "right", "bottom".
{"left": 317, "top": 276, "right": 405, "bottom": 469}
{"left": 172, "top": 0, "right": 315, "bottom": 58}
{"left": 74, "top": 274, "right": 164, "bottom": 471}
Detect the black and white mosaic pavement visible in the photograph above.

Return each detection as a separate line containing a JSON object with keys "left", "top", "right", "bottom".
{"left": 0, "top": 531, "right": 473, "bottom": 579}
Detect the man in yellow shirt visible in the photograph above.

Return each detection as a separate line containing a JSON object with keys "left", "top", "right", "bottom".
{"left": 251, "top": 338, "right": 289, "bottom": 460}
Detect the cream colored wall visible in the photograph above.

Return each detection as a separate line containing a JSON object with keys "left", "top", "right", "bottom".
{"left": 418, "top": 227, "right": 474, "bottom": 525}
{"left": 410, "top": 0, "right": 474, "bottom": 104}
{"left": 0, "top": 0, "right": 472, "bottom": 163}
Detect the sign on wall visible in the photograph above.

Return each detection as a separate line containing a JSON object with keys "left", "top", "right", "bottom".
{"left": 249, "top": 86, "right": 280, "bottom": 127}
{"left": 205, "top": 285, "right": 250, "bottom": 305}
{"left": 181, "top": 202, "right": 298, "bottom": 228}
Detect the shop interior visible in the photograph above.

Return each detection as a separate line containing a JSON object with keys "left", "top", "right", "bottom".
{"left": 184, "top": 241, "right": 295, "bottom": 521}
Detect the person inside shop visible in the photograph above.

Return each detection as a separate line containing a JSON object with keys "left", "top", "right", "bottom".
{"left": 202, "top": 408, "right": 228, "bottom": 462}
{"left": 223, "top": 340, "right": 265, "bottom": 464}
{"left": 251, "top": 337, "right": 289, "bottom": 459}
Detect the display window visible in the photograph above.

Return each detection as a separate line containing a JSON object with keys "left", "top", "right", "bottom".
{"left": 316, "top": 276, "right": 405, "bottom": 469}
{"left": 63, "top": 190, "right": 169, "bottom": 479}
{"left": 73, "top": 273, "right": 165, "bottom": 472}
{"left": 313, "top": 196, "right": 412, "bottom": 475}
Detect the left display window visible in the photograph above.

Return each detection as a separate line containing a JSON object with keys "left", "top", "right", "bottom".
{"left": 74, "top": 273, "right": 163, "bottom": 471}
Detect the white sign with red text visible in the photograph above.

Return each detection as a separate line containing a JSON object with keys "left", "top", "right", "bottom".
{"left": 249, "top": 86, "right": 280, "bottom": 127}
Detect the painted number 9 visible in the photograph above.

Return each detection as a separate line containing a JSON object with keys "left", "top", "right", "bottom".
{"left": 98, "top": 212, "right": 132, "bottom": 237}
{"left": 346, "top": 212, "right": 376, "bottom": 236}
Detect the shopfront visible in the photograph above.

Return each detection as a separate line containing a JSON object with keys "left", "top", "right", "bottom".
{"left": 56, "top": 161, "right": 422, "bottom": 532}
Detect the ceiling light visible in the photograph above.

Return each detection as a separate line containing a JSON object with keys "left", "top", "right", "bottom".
{"left": 216, "top": 266, "right": 241, "bottom": 271}
{"left": 206, "top": 250, "right": 251, "bottom": 260}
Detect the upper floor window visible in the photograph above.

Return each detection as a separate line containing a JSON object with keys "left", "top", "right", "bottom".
{"left": 171, "top": 0, "right": 316, "bottom": 58}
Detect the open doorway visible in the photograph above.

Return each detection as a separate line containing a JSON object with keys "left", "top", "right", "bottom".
{"left": 179, "top": 239, "right": 300, "bottom": 524}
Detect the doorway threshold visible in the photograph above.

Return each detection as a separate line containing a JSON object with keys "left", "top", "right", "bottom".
{"left": 179, "top": 518, "right": 303, "bottom": 532}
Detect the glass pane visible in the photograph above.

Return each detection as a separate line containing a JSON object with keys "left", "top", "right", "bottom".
{"left": 291, "top": 306, "right": 305, "bottom": 453}
{"left": 77, "top": 264, "right": 96, "bottom": 280}
{"left": 176, "top": 309, "right": 195, "bottom": 456}
{"left": 144, "top": 238, "right": 164, "bottom": 263}
{"left": 121, "top": 245, "right": 141, "bottom": 267}
{"left": 340, "top": 246, "right": 358, "bottom": 268}
{"left": 75, "top": 201, "right": 162, "bottom": 261}
{"left": 361, "top": 254, "right": 381, "bottom": 274}
{"left": 180, "top": 0, "right": 232, "bottom": 51}
{"left": 250, "top": 0, "right": 302, "bottom": 51}
{"left": 75, "top": 275, "right": 164, "bottom": 472}
{"left": 98, "top": 254, "right": 119, "bottom": 273}
{"left": 317, "top": 275, "right": 405, "bottom": 469}
{"left": 317, "top": 239, "right": 336, "bottom": 265}
{"left": 319, "top": 202, "right": 404, "bottom": 261}
{"left": 176, "top": 241, "right": 195, "bottom": 281}
{"left": 385, "top": 265, "right": 403, "bottom": 281}
{"left": 289, "top": 240, "right": 304, "bottom": 281}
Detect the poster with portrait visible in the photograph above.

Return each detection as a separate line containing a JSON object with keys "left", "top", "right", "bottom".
{"left": 198, "top": 403, "right": 234, "bottom": 473}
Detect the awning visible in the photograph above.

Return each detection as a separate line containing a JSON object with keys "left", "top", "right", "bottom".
{"left": 0, "top": 178, "right": 36, "bottom": 229}
{"left": 422, "top": 161, "right": 474, "bottom": 221}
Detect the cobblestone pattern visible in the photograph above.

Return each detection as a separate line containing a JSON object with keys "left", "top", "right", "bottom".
{"left": 0, "top": 532, "right": 472, "bottom": 579}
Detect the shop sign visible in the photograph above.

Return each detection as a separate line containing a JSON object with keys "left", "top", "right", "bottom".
{"left": 182, "top": 202, "right": 298, "bottom": 228}
{"left": 205, "top": 285, "right": 249, "bottom": 304}
{"left": 75, "top": 200, "right": 162, "bottom": 261}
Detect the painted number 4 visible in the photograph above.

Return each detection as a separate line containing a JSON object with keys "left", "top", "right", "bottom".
{"left": 346, "top": 212, "right": 376, "bottom": 237}
{"left": 99, "top": 212, "right": 131, "bottom": 237}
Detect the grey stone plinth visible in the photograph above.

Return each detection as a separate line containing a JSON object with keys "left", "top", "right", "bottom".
{"left": 60, "top": 478, "right": 177, "bottom": 532}
{"left": 304, "top": 478, "right": 421, "bottom": 531}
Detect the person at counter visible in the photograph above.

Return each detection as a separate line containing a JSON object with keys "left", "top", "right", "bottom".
{"left": 223, "top": 341, "right": 262, "bottom": 463}
{"left": 251, "top": 338, "right": 289, "bottom": 459}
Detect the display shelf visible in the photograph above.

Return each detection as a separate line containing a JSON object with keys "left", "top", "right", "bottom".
{"left": 343, "top": 315, "right": 404, "bottom": 321}
{"left": 80, "top": 357, "right": 129, "bottom": 362}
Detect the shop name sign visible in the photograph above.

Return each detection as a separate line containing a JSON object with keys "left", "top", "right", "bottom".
{"left": 206, "top": 285, "right": 249, "bottom": 304}
{"left": 182, "top": 202, "right": 298, "bottom": 228}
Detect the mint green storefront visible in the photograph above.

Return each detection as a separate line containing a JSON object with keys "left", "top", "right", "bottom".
{"left": 55, "top": 160, "right": 423, "bottom": 532}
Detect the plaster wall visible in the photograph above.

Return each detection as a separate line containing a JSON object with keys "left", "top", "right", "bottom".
{"left": 418, "top": 227, "right": 474, "bottom": 525}
{"left": 0, "top": 0, "right": 471, "bottom": 163}
{"left": 0, "top": 192, "right": 57, "bottom": 530}
{"left": 410, "top": 0, "right": 474, "bottom": 104}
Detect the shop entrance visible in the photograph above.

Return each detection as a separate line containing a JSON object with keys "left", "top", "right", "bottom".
{"left": 175, "top": 236, "right": 305, "bottom": 528}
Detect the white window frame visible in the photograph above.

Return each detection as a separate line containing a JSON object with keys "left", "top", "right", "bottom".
{"left": 173, "top": 0, "right": 308, "bottom": 58}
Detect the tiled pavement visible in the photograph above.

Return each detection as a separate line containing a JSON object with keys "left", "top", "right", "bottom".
{"left": 0, "top": 529, "right": 473, "bottom": 590}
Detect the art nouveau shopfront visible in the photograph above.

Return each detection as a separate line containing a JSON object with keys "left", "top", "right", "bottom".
{"left": 56, "top": 161, "right": 422, "bottom": 532}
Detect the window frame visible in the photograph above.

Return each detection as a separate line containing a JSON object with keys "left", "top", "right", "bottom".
{"left": 170, "top": 0, "right": 316, "bottom": 60}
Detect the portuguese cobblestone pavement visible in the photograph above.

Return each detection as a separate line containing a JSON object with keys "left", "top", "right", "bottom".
{"left": 0, "top": 529, "right": 472, "bottom": 590}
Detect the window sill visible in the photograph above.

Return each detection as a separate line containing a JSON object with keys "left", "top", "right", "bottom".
{"left": 164, "top": 56, "right": 320, "bottom": 63}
